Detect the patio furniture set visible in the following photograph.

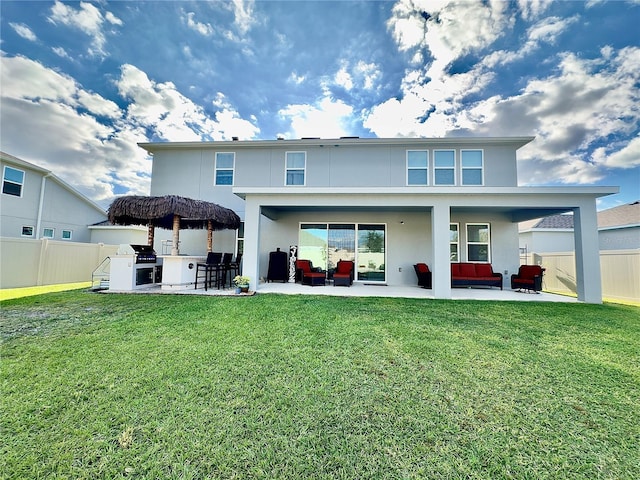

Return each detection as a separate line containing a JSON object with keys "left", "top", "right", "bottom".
{"left": 413, "top": 262, "right": 545, "bottom": 292}
{"left": 195, "top": 252, "right": 242, "bottom": 291}
{"left": 295, "top": 259, "right": 355, "bottom": 287}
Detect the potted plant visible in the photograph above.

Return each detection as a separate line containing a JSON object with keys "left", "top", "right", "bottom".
{"left": 233, "top": 275, "right": 251, "bottom": 293}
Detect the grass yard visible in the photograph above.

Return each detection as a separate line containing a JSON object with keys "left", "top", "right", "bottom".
{"left": 1, "top": 291, "right": 639, "bottom": 479}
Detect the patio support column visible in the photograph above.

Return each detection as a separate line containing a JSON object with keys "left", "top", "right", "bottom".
{"left": 242, "top": 197, "right": 261, "bottom": 290}
{"left": 432, "top": 202, "right": 451, "bottom": 299}
{"left": 573, "top": 203, "right": 602, "bottom": 303}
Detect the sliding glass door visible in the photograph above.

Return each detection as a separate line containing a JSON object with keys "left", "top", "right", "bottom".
{"left": 356, "top": 224, "right": 385, "bottom": 282}
{"left": 298, "top": 223, "right": 385, "bottom": 282}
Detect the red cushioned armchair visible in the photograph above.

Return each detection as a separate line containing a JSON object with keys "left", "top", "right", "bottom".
{"left": 333, "top": 260, "right": 354, "bottom": 286}
{"left": 295, "top": 259, "right": 326, "bottom": 286}
{"left": 413, "top": 263, "right": 432, "bottom": 289}
{"left": 511, "top": 265, "right": 545, "bottom": 293}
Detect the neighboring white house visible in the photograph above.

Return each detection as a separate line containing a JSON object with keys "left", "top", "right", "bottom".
{"left": 1, "top": 151, "right": 107, "bottom": 242}
{"left": 519, "top": 201, "right": 640, "bottom": 253}
{"left": 88, "top": 220, "right": 150, "bottom": 246}
{"left": 139, "top": 136, "right": 618, "bottom": 303}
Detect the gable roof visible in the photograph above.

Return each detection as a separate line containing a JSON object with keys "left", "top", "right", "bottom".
{"left": 522, "top": 201, "right": 640, "bottom": 232}
{"left": 1, "top": 151, "right": 106, "bottom": 215}
{"left": 533, "top": 214, "right": 574, "bottom": 229}
{"left": 597, "top": 201, "right": 640, "bottom": 229}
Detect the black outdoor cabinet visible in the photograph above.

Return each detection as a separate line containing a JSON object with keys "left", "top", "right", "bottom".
{"left": 267, "top": 248, "right": 288, "bottom": 282}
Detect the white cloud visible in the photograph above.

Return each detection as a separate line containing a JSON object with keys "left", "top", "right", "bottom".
{"left": 9, "top": 22, "right": 37, "bottom": 41}
{"left": 231, "top": 0, "right": 257, "bottom": 35}
{"left": 183, "top": 11, "right": 214, "bottom": 36}
{"left": 517, "top": 0, "right": 554, "bottom": 20}
{"left": 288, "top": 72, "right": 306, "bottom": 85}
{"left": 116, "top": 65, "right": 259, "bottom": 141}
{"left": 51, "top": 46, "right": 72, "bottom": 59}
{"left": 48, "top": 0, "right": 122, "bottom": 56}
{"left": 597, "top": 135, "right": 640, "bottom": 169}
{"left": 335, "top": 65, "right": 353, "bottom": 91}
{"left": 279, "top": 97, "right": 355, "bottom": 139}
{"left": 0, "top": 56, "right": 260, "bottom": 203}
{"left": 369, "top": 0, "right": 640, "bottom": 187}
{"left": 467, "top": 47, "right": 640, "bottom": 185}
{"left": 0, "top": 55, "right": 145, "bottom": 202}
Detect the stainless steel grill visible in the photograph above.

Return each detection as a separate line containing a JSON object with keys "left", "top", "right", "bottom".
{"left": 117, "top": 244, "right": 157, "bottom": 263}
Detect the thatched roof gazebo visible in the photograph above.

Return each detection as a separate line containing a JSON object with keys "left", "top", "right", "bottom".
{"left": 107, "top": 195, "right": 241, "bottom": 255}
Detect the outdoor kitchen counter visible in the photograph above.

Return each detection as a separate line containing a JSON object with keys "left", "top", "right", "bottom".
{"left": 159, "top": 255, "right": 206, "bottom": 291}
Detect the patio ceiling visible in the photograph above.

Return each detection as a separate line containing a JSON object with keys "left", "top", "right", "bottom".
{"left": 259, "top": 204, "right": 573, "bottom": 223}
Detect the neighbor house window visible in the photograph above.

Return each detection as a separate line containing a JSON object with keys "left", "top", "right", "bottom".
{"left": 22, "top": 226, "right": 34, "bottom": 237}
{"left": 407, "top": 150, "right": 428, "bottom": 185}
{"left": 434, "top": 150, "right": 455, "bottom": 185}
{"left": 285, "top": 152, "right": 306, "bottom": 186}
{"left": 3, "top": 166, "right": 25, "bottom": 197}
{"left": 461, "top": 150, "right": 483, "bottom": 185}
{"left": 467, "top": 223, "right": 490, "bottom": 262}
{"left": 450, "top": 223, "right": 459, "bottom": 262}
{"left": 215, "top": 152, "right": 235, "bottom": 185}
{"left": 62, "top": 230, "right": 72, "bottom": 240}
{"left": 43, "top": 228, "right": 54, "bottom": 239}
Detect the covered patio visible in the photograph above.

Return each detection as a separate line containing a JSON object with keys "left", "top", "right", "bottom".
{"left": 105, "top": 280, "right": 577, "bottom": 302}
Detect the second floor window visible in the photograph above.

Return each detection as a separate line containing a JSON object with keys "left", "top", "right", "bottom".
{"left": 43, "top": 228, "right": 54, "bottom": 239}
{"left": 434, "top": 150, "right": 455, "bottom": 185}
{"left": 407, "top": 150, "right": 428, "bottom": 185}
{"left": 3, "top": 166, "right": 25, "bottom": 197}
{"left": 215, "top": 152, "right": 235, "bottom": 185}
{"left": 62, "top": 230, "right": 72, "bottom": 240}
{"left": 461, "top": 150, "right": 483, "bottom": 185}
{"left": 286, "top": 152, "right": 306, "bottom": 186}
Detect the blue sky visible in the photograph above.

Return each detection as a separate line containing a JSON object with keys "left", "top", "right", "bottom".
{"left": 1, "top": 0, "right": 639, "bottom": 210}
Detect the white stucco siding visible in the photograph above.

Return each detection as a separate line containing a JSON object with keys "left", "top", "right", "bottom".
{"left": 0, "top": 163, "right": 42, "bottom": 236}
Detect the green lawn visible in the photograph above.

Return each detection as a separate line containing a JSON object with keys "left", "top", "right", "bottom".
{"left": 2, "top": 291, "right": 639, "bottom": 479}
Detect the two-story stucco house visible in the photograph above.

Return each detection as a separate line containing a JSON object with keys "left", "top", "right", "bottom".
{"left": 1, "top": 151, "right": 107, "bottom": 242}
{"left": 139, "top": 137, "right": 618, "bottom": 303}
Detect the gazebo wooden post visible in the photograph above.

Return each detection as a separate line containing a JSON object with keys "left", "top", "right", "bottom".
{"left": 207, "top": 220, "right": 213, "bottom": 253}
{"left": 147, "top": 223, "right": 155, "bottom": 247}
{"left": 171, "top": 214, "right": 180, "bottom": 256}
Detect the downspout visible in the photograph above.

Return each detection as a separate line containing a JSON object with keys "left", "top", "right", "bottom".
{"left": 35, "top": 173, "right": 52, "bottom": 239}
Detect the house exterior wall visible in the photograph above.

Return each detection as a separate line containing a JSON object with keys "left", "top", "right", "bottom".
{"left": 1, "top": 154, "right": 106, "bottom": 242}
{"left": 141, "top": 137, "right": 617, "bottom": 303}
{"left": 1, "top": 160, "right": 46, "bottom": 237}
{"left": 89, "top": 226, "right": 149, "bottom": 246}
{"left": 519, "top": 230, "right": 575, "bottom": 253}
{"left": 599, "top": 226, "right": 640, "bottom": 250}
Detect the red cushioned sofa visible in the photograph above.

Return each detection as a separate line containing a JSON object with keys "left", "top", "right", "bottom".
{"left": 451, "top": 262, "right": 503, "bottom": 289}
{"left": 511, "top": 265, "right": 545, "bottom": 292}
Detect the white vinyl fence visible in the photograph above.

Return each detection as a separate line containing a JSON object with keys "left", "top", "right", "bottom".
{"left": 0, "top": 237, "right": 118, "bottom": 289}
{"left": 523, "top": 249, "right": 640, "bottom": 304}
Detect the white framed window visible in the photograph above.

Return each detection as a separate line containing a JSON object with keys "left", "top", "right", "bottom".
{"left": 215, "top": 152, "right": 235, "bottom": 185}
{"left": 407, "top": 150, "right": 428, "bottom": 185}
{"left": 236, "top": 222, "right": 244, "bottom": 256}
{"left": 449, "top": 223, "right": 459, "bottom": 262}
{"left": 21, "top": 226, "right": 34, "bottom": 237}
{"left": 43, "top": 228, "right": 54, "bottom": 239}
{"left": 466, "top": 223, "right": 490, "bottom": 262}
{"left": 62, "top": 230, "right": 72, "bottom": 240}
{"left": 3, "top": 166, "right": 25, "bottom": 197}
{"left": 434, "top": 150, "right": 455, "bottom": 185}
{"left": 461, "top": 149, "right": 483, "bottom": 185}
{"left": 285, "top": 151, "right": 306, "bottom": 186}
